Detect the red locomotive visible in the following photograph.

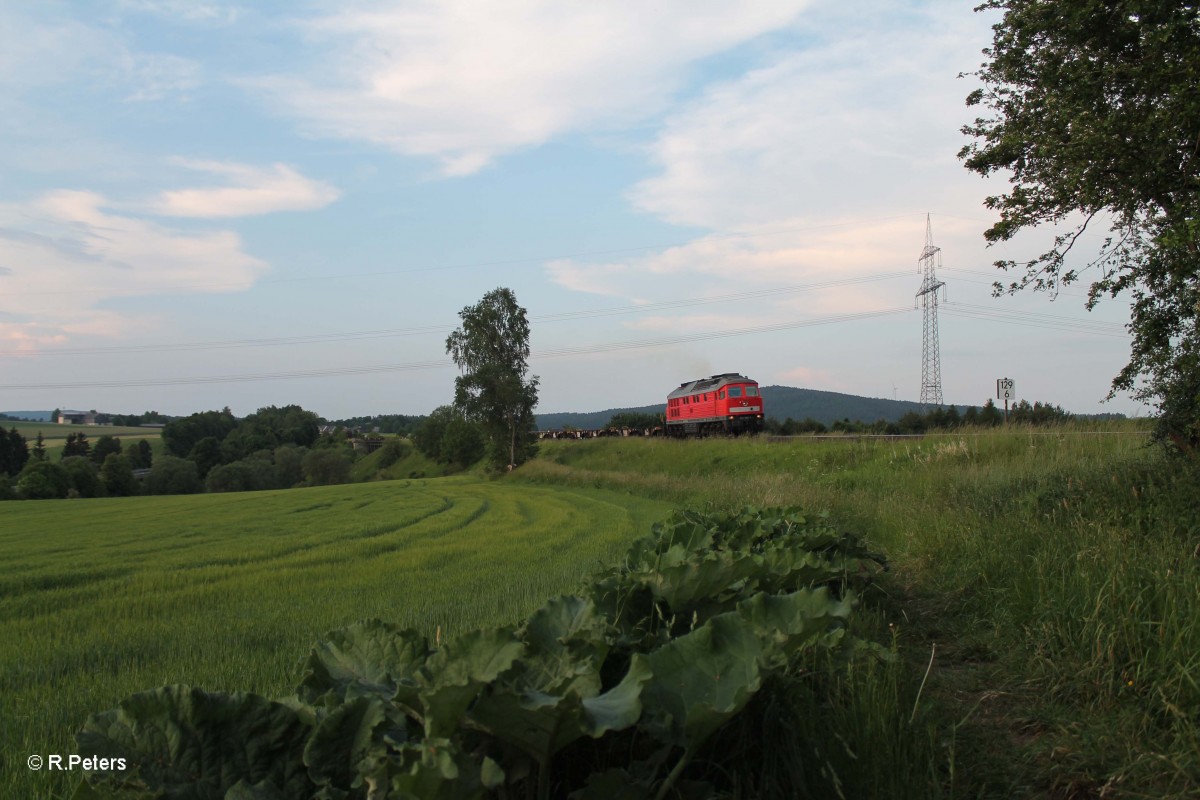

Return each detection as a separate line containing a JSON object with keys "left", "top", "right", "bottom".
{"left": 665, "top": 373, "right": 764, "bottom": 436}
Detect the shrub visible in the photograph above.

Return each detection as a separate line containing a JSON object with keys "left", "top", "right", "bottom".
{"left": 61, "top": 456, "right": 105, "bottom": 498}
{"left": 375, "top": 438, "right": 409, "bottom": 469}
{"left": 101, "top": 454, "right": 138, "bottom": 497}
{"left": 273, "top": 445, "right": 307, "bottom": 489}
{"left": 413, "top": 405, "right": 455, "bottom": 461}
{"left": 18, "top": 460, "right": 70, "bottom": 500}
{"left": 302, "top": 448, "right": 352, "bottom": 486}
{"left": 145, "top": 456, "right": 203, "bottom": 496}
{"left": 440, "top": 417, "right": 485, "bottom": 468}
{"left": 205, "top": 458, "right": 277, "bottom": 493}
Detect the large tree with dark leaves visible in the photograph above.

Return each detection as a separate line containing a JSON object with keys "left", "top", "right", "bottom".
{"left": 446, "top": 288, "right": 540, "bottom": 470}
{"left": 960, "top": 1, "right": 1200, "bottom": 453}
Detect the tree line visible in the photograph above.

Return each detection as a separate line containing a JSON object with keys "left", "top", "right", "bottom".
{"left": 321, "top": 414, "right": 425, "bottom": 436}
{"left": 0, "top": 428, "right": 155, "bottom": 500}
{"left": 765, "top": 398, "right": 1074, "bottom": 435}
{"left": 0, "top": 405, "right": 373, "bottom": 500}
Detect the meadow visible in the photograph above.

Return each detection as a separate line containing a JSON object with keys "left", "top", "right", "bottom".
{"left": 3, "top": 423, "right": 1197, "bottom": 798}
{"left": 517, "top": 425, "right": 1200, "bottom": 798}
{"left": 0, "top": 478, "right": 673, "bottom": 799}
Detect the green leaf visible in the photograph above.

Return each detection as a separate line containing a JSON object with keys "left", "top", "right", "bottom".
{"left": 385, "top": 738, "right": 494, "bottom": 800}
{"left": 76, "top": 685, "right": 314, "bottom": 800}
{"left": 517, "top": 595, "right": 609, "bottom": 694}
{"left": 480, "top": 756, "right": 505, "bottom": 790}
{"left": 468, "top": 688, "right": 587, "bottom": 764}
{"left": 297, "top": 619, "right": 429, "bottom": 706}
{"left": 469, "top": 653, "right": 649, "bottom": 768}
{"left": 521, "top": 595, "right": 607, "bottom": 655}
{"left": 418, "top": 627, "right": 524, "bottom": 737}
{"left": 646, "top": 552, "right": 760, "bottom": 610}
{"left": 735, "top": 588, "right": 853, "bottom": 668}
{"left": 639, "top": 613, "right": 764, "bottom": 748}
{"left": 303, "top": 694, "right": 404, "bottom": 790}
{"left": 581, "top": 654, "right": 651, "bottom": 735}
{"left": 223, "top": 780, "right": 286, "bottom": 800}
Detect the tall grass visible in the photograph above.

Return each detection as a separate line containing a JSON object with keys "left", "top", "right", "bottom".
{"left": 516, "top": 424, "right": 1200, "bottom": 798}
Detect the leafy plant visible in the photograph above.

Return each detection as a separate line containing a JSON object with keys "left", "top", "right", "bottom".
{"left": 72, "top": 507, "right": 886, "bottom": 799}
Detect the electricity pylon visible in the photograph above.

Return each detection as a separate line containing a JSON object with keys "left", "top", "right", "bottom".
{"left": 915, "top": 214, "right": 946, "bottom": 407}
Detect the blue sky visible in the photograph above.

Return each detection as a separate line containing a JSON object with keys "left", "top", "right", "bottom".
{"left": 0, "top": 1, "right": 1141, "bottom": 420}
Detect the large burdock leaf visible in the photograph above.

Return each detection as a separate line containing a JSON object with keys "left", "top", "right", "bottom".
{"left": 521, "top": 595, "right": 607, "bottom": 654}
{"left": 639, "top": 613, "right": 764, "bottom": 749}
{"left": 645, "top": 552, "right": 760, "bottom": 610}
{"left": 418, "top": 627, "right": 524, "bottom": 737}
{"left": 735, "top": 588, "right": 853, "bottom": 669}
{"left": 757, "top": 545, "right": 845, "bottom": 589}
{"left": 517, "top": 595, "right": 610, "bottom": 695}
{"left": 297, "top": 619, "right": 429, "bottom": 706}
{"left": 384, "top": 738, "right": 503, "bottom": 800}
{"left": 75, "top": 685, "right": 314, "bottom": 800}
{"left": 303, "top": 694, "right": 407, "bottom": 791}
{"left": 469, "top": 654, "right": 650, "bottom": 767}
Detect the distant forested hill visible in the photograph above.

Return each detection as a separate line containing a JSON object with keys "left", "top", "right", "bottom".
{"left": 0, "top": 410, "right": 53, "bottom": 421}
{"left": 535, "top": 386, "right": 973, "bottom": 430}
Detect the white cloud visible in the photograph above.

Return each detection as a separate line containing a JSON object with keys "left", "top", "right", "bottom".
{"left": 629, "top": 1, "right": 993, "bottom": 229}
{"left": 120, "top": 52, "right": 203, "bottom": 102}
{"left": 546, "top": 215, "right": 963, "bottom": 314}
{"left": 0, "top": 190, "right": 268, "bottom": 348}
{"left": 119, "top": 0, "right": 242, "bottom": 25}
{"left": 0, "top": 9, "right": 107, "bottom": 91}
{"left": 0, "top": 6, "right": 203, "bottom": 104}
{"left": 546, "top": 1, "right": 1000, "bottom": 326}
{"left": 251, "top": 0, "right": 809, "bottom": 174}
{"left": 151, "top": 160, "right": 341, "bottom": 218}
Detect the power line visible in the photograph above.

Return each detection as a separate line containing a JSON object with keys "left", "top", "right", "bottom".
{"left": 0, "top": 271, "right": 913, "bottom": 357}
{"left": 0, "top": 306, "right": 914, "bottom": 390}
{"left": 941, "top": 304, "right": 1128, "bottom": 337}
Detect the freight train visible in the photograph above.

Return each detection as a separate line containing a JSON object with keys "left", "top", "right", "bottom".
{"left": 537, "top": 372, "right": 764, "bottom": 439}
{"left": 665, "top": 372, "right": 764, "bottom": 437}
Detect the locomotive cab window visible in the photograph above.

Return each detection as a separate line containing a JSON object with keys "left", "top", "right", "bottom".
{"left": 729, "top": 387, "right": 743, "bottom": 398}
{"left": 718, "top": 390, "right": 725, "bottom": 399}
{"left": 747, "top": 386, "right": 758, "bottom": 396}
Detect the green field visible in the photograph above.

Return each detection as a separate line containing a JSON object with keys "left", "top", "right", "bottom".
{"left": 0, "top": 478, "right": 673, "bottom": 799}
{"left": 4, "top": 423, "right": 1198, "bottom": 798}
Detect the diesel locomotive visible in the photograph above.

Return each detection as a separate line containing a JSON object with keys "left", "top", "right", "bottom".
{"left": 665, "top": 372, "right": 764, "bottom": 436}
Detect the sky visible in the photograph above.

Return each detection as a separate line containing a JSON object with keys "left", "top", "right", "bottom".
{"left": 0, "top": 1, "right": 1144, "bottom": 420}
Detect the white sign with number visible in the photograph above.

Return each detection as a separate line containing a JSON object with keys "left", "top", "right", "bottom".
{"left": 997, "top": 378, "right": 1015, "bottom": 400}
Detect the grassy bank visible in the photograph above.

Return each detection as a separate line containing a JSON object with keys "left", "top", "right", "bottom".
{"left": 515, "top": 425, "right": 1200, "bottom": 798}
{"left": 0, "top": 478, "right": 673, "bottom": 799}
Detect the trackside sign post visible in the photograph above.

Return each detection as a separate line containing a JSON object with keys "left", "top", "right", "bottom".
{"left": 997, "top": 378, "right": 1015, "bottom": 423}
